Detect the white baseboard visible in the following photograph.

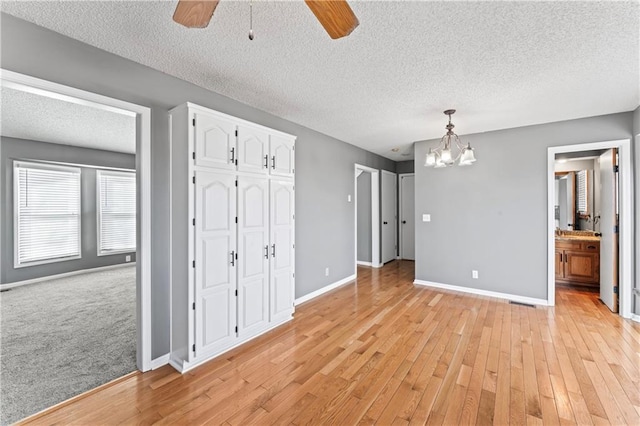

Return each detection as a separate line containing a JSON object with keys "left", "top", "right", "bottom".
{"left": 631, "top": 314, "right": 640, "bottom": 323}
{"left": 413, "top": 279, "right": 549, "bottom": 307}
{"left": 373, "top": 263, "right": 383, "bottom": 268}
{"left": 295, "top": 274, "right": 357, "bottom": 306}
{"left": 1, "top": 262, "right": 137, "bottom": 289}
{"left": 357, "top": 261, "right": 372, "bottom": 266}
{"left": 150, "top": 353, "right": 170, "bottom": 370}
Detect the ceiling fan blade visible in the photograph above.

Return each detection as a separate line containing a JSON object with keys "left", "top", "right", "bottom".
{"left": 173, "top": 0, "right": 220, "bottom": 28}
{"left": 304, "top": 1, "right": 359, "bottom": 39}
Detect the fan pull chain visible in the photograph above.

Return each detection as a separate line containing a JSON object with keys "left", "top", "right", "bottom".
{"left": 248, "top": 0, "right": 254, "bottom": 40}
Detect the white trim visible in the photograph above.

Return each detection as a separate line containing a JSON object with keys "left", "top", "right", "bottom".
{"left": 631, "top": 314, "right": 640, "bottom": 324}
{"left": 398, "top": 173, "right": 415, "bottom": 260}
{"left": 1, "top": 69, "right": 154, "bottom": 372}
{"left": 414, "top": 279, "right": 549, "bottom": 307}
{"left": 294, "top": 274, "right": 357, "bottom": 306}
{"left": 372, "top": 263, "right": 384, "bottom": 268}
{"left": 354, "top": 164, "right": 380, "bottom": 275}
{"left": 547, "top": 139, "right": 633, "bottom": 319}
{"left": 357, "top": 261, "right": 373, "bottom": 266}
{"left": 0, "top": 262, "right": 135, "bottom": 289}
{"left": 150, "top": 353, "right": 170, "bottom": 370}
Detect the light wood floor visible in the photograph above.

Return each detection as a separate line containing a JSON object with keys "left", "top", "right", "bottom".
{"left": 21, "top": 261, "right": 640, "bottom": 425}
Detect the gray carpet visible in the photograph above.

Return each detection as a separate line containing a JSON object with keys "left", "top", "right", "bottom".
{"left": 0, "top": 266, "right": 136, "bottom": 425}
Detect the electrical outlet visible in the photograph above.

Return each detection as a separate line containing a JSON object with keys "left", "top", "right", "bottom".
{"left": 472, "top": 270, "right": 478, "bottom": 279}
{"left": 125, "top": 255, "right": 131, "bottom": 262}
{"left": 422, "top": 214, "right": 431, "bottom": 222}
{"left": 325, "top": 267, "right": 329, "bottom": 276}
{"left": 348, "top": 195, "right": 352, "bottom": 203}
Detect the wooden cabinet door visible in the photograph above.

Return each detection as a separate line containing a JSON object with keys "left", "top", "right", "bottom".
{"left": 194, "top": 171, "right": 237, "bottom": 359}
{"left": 565, "top": 251, "right": 599, "bottom": 284}
{"left": 194, "top": 113, "right": 237, "bottom": 170}
{"left": 555, "top": 250, "right": 564, "bottom": 280}
{"left": 270, "top": 180, "right": 295, "bottom": 322}
{"left": 237, "top": 125, "right": 269, "bottom": 175}
{"left": 270, "top": 135, "right": 295, "bottom": 177}
{"left": 237, "top": 176, "right": 270, "bottom": 336}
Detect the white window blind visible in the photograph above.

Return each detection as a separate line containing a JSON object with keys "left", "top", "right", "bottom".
{"left": 97, "top": 170, "right": 136, "bottom": 255}
{"left": 577, "top": 170, "right": 588, "bottom": 214}
{"left": 14, "top": 161, "right": 81, "bottom": 267}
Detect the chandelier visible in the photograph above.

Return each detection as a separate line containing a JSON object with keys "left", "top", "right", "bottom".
{"left": 424, "top": 109, "right": 476, "bottom": 168}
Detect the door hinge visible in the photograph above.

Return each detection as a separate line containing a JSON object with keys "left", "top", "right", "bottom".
{"left": 235, "top": 326, "right": 238, "bottom": 333}
{"left": 292, "top": 168, "right": 295, "bottom": 174}
{"left": 613, "top": 165, "right": 619, "bottom": 173}
{"left": 192, "top": 260, "right": 195, "bottom": 268}
{"left": 192, "top": 152, "right": 195, "bottom": 160}
{"left": 192, "top": 302, "right": 195, "bottom": 310}
{"left": 613, "top": 286, "right": 619, "bottom": 294}
{"left": 235, "top": 216, "right": 238, "bottom": 224}
{"left": 192, "top": 344, "right": 196, "bottom": 352}
{"left": 192, "top": 176, "right": 195, "bottom": 184}
{"left": 235, "top": 289, "right": 238, "bottom": 296}
{"left": 614, "top": 225, "right": 619, "bottom": 233}
{"left": 192, "top": 118, "right": 196, "bottom": 126}
{"left": 235, "top": 252, "right": 238, "bottom": 260}
{"left": 235, "top": 180, "right": 238, "bottom": 187}
{"left": 192, "top": 218, "right": 195, "bottom": 226}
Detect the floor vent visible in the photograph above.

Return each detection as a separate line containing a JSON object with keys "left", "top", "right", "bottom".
{"left": 0, "top": 288, "right": 11, "bottom": 293}
{"left": 509, "top": 300, "right": 535, "bottom": 308}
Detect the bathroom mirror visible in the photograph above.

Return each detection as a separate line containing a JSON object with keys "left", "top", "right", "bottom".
{"left": 555, "top": 167, "right": 596, "bottom": 231}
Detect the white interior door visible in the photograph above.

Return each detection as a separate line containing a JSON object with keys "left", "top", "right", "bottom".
{"left": 237, "top": 125, "right": 269, "bottom": 175}
{"left": 599, "top": 149, "right": 618, "bottom": 312}
{"left": 237, "top": 176, "right": 270, "bottom": 336}
{"left": 270, "top": 135, "right": 295, "bottom": 177}
{"left": 194, "top": 112, "right": 237, "bottom": 170}
{"left": 381, "top": 171, "right": 397, "bottom": 264}
{"left": 400, "top": 175, "right": 415, "bottom": 260}
{"left": 270, "top": 180, "right": 295, "bottom": 322}
{"left": 194, "top": 171, "right": 237, "bottom": 358}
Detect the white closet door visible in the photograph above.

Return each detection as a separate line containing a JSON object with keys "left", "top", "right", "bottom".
{"left": 599, "top": 149, "right": 618, "bottom": 312}
{"left": 270, "top": 180, "right": 295, "bottom": 322}
{"left": 270, "top": 135, "right": 295, "bottom": 177}
{"left": 381, "top": 171, "right": 397, "bottom": 264}
{"left": 238, "top": 125, "right": 269, "bottom": 175}
{"left": 194, "top": 112, "right": 237, "bottom": 170}
{"left": 237, "top": 176, "right": 270, "bottom": 336}
{"left": 194, "top": 171, "right": 237, "bottom": 358}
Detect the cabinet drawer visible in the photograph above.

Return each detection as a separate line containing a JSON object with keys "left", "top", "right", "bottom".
{"left": 582, "top": 242, "right": 599, "bottom": 251}
{"left": 555, "top": 240, "right": 580, "bottom": 250}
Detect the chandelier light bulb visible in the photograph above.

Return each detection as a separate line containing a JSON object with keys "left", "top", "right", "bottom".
{"left": 441, "top": 148, "right": 452, "bottom": 163}
{"left": 425, "top": 150, "right": 436, "bottom": 166}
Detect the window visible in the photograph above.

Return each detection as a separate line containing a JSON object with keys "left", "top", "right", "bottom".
{"left": 576, "top": 170, "right": 588, "bottom": 216}
{"left": 97, "top": 170, "right": 136, "bottom": 256}
{"left": 14, "top": 161, "right": 81, "bottom": 267}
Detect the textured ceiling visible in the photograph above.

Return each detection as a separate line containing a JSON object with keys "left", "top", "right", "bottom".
{"left": 0, "top": 86, "right": 136, "bottom": 153}
{"left": 2, "top": 1, "right": 638, "bottom": 161}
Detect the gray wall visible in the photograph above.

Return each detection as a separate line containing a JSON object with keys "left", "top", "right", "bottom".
{"left": 634, "top": 106, "right": 640, "bottom": 315}
{"left": 396, "top": 160, "right": 415, "bottom": 174}
{"left": 414, "top": 112, "right": 635, "bottom": 301}
{"left": 0, "top": 14, "right": 396, "bottom": 358}
{"left": 356, "top": 172, "right": 372, "bottom": 262}
{"left": 1, "top": 137, "right": 136, "bottom": 284}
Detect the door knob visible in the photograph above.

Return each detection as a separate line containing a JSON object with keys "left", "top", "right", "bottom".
{"left": 383, "top": 221, "right": 388, "bottom": 225}
{"left": 402, "top": 220, "right": 407, "bottom": 224}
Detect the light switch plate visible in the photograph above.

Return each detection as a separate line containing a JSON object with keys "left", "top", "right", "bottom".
{"left": 348, "top": 195, "right": 352, "bottom": 202}
{"left": 422, "top": 214, "right": 431, "bottom": 222}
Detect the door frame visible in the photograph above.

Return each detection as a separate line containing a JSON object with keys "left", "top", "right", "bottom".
{"left": 1, "top": 69, "right": 154, "bottom": 371}
{"left": 354, "top": 164, "right": 380, "bottom": 271}
{"left": 381, "top": 170, "right": 398, "bottom": 263}
{"left": 547, "top": 139, "right": 632, "bottom": 318}
{"left": 398, "top": 173, "right": 415, "bottom": 260}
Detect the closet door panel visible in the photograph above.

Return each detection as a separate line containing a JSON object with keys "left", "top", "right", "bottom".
{"left": 238, "top": 125, "right": 269, "bottom": 175}
{"left": 194, "top": 171, "right": 237, "bottom": 358}
{"left": 270, "top": 180, "right": 295, "bottom": 321}
{"left": 237, "top": 176, "right": 269, "bottom": 336}
{"left": 270, "top": 135, "right": 295, "bottom": 177}
{"left": 194, "top": 113, "right": 237, "bottom": 170}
